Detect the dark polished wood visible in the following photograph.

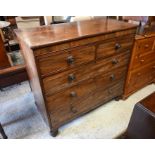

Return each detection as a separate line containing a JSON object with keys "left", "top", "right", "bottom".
{"left": 15, "top": 18, "right": 137, "bottom": 136}
{"left": 123, "top": 33, "right": 155, "bottom": 99}
{"left": 0, "top": 33, "right": 10, "bottom": 69}
{"left": 15, "top": 18, "right": 137, "bottom": 49}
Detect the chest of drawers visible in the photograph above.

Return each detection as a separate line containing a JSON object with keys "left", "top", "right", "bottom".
{"left": 123, "top": 34, "right": 155, "bottom": 99}
{"left": 15, "top": 18, "right": 137, "bottom": 136}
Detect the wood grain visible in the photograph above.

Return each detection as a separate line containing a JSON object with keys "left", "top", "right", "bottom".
{"left": 123, "top": 33, "right": 155, "bottom": 99}
{"left": 15, "top": 18, "right": 137, "bottom": 49}
{"left": 15, "top": 18, "right": 137, "bottom": 136}
{"left": 37, "top": 45, "right": 95, "bottom": 76}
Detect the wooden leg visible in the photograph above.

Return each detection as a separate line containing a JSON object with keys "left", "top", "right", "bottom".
{"left": 0, "top": 123, "right": 8, "bottom": 139}
{"left": 50, "top": 129, "right": 59, "bottom": 137}
{"left": 115, "top": 96, "right": 122, "bottom": 101}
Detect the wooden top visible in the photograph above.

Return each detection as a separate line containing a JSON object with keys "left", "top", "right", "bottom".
{"left": 15, "top": 18, "right": 137, "bottom": 49}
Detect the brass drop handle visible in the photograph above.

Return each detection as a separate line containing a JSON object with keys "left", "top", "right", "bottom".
{"left": 67, "top": 56, "right": 75, "bottom": 65}
{"left": 70, "top": 105, "right": 77, "bottom": 113}
{"left": 110, "top": 74, "right": 115, "bottom": 81}
{"left": 70, "top": 91, "right": 77, "bottom": 97}
{"left": 112, "top": 59, "right": 118, "bottom": 65}
{"left": 115, "top": 43, "right": 121, "bottom": 50}
{"left": 68, "top": 74, "right": 76, "bottom": 82}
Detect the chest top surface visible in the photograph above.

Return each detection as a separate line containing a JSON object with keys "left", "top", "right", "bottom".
{"left": 15, "top": 18, "right": 137, "bottom": 49}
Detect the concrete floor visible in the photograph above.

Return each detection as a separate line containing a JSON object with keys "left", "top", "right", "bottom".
{"left": 0, "top": 81, "right": 155, "bottom": 139}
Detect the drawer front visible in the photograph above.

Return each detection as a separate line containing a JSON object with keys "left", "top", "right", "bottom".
{"left": 37, "top": 45, "right": 95, "bottom": 76}
{"left": 43, "top": 51, "right": 130, "bottom": 96}
{"left": 49, "top": 80, "right": 124, "bottom": 128}
{"left": 136, "top": 36, "right": 155, "bottom": 55}
{"left": 46, "top": 78, "right": 96, "bottom": 113}
{"left": 97, "top": 35, "right": 134, "bottom": 59}
{"left": 95, "top": 66, "right": 127, "bottom": 90}
{"left": 73, "top": 81, "right": 124, "bottom": 114}
{"left": 126, "top": 63, "right": 155, "bottom": 94}
{"left": 131, "top": 51, "right": 155, "bottom": 70}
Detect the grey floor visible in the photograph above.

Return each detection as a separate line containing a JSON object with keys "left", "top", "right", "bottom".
{"left": 0, "top": 81, "right": 155, "bottom": 139}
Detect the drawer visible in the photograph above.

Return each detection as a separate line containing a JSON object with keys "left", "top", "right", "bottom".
{"left": 126, "top": 63, "right": 155, "bottom": 94}
{"left": 36, "top": 45, "right": 95, "bottom": 76}
{"left": 97, "top": 34, "right": 134, "bottom": 59}
{"left": 73, "top": 80, "right": 124, "bottom": 114}
{"left": 43, "top": 51, "right": 130, "bottom": 96}
{"left": 49, "top": 80, "right": 124, "bottom": 128}
{"left": 46, "top": 78, "right": 96, "bottom": 113}
{"left": 95, "top": 66, "right": 127, "bottom": 90}
{"left": 131, "top": 51, "right": 155, "bottom": 70}
{"left": 136, "top": 36, "right": 155, "bottom": 55}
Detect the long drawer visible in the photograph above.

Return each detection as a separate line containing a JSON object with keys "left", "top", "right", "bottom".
{"left": 46, "top": 66, "right": 126, "bottom": 112}
{"left": 36, "top": 45, "right": 95, "bottom": 76}
{"left": 96, "top": 34, "right": 134, "bottom": 59}
{"left": 49, "top": 80, "right": 124, "bottom": 128}
{"left": 43, "top": 51, "right": 130, "bottom": 96}
{"left": 126, "top": 62, "right": 155, "bottom": 94}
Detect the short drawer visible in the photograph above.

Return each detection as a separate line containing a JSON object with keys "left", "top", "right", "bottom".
{"left": 126, "top": 63, "right": 155, "bottom": 94}
{"left": 43, "top": 51, "right": 130, "bottom": 96}
{"left": 73, "top": 80, "right": 124, "bottom": 114}
{"left": 131, "top": 51, "right": 155, "bottom": 70}
{"left": 136, "top": 36, "right": 155, "bottom": 55}
{"left": 36, "top": 45, "right": 95, "bottom": 76}
{"left": 96, "top": 34, "right": 134, "bottom": 59}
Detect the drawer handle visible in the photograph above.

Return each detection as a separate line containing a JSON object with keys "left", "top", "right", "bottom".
{"left": 137, "top": 73, "right": 141, "bottom": 76}
{"left": 112, "top": 59, "right": 118, "bottom": 65}
{"left": 70, "top": 91, "right": 77, "bottom": 97}
{"left": 67, "top": 56, "right": 75, "bottom": 65}
{"left": 110, "top": 74, "right": 115, "bottom": 81}
{"left": 115, "top": 43, "right": 121, "bottom": 50}
{"left": 140, "top": 59, "right": 145, "bottom": 63}
{"left": 145, "top": 44, "right": 149, "bottom": 48}
{"left": 68, "top": 74, "right": 76, "bottom": 82}
{"left": 70, "top": 105, "right": 77, "bottom": 113}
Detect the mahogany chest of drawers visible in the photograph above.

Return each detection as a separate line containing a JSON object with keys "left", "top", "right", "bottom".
{"left": 15, "top": 18, "right": 137, "bottom": 136}
{"left": 123, "top": 34, "right": 155, "bottom": 99}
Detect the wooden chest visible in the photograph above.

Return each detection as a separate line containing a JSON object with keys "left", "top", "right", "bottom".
{"left": 123, "top": 34, "right": 155, "bottom": 99}
{"left": 15, "top": 18, "right": 137, "bottom": 136}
